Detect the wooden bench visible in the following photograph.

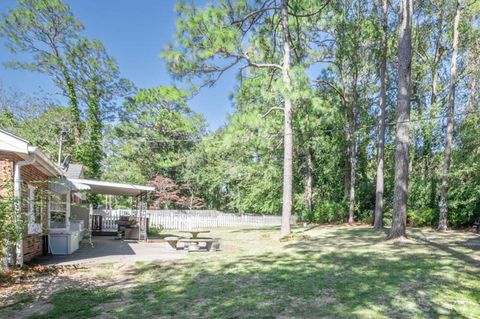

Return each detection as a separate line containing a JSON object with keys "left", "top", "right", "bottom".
{"left": 164, "top": 236, "right": 180, "bottom": 249}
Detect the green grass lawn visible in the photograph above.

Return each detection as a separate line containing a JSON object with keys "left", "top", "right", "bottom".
{"left": 17, "top": 226, "right": 480, "bottom": 318}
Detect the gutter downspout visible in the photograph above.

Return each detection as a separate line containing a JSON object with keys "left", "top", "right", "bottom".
{"left": 13, "top": 155, "right": 36, "bottom": 266}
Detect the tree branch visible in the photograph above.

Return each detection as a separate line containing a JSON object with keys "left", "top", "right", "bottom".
{"left": 314, "top": 79, "right": 346, "bottom": 103}
{"left": 287, "top": 1, "right": 330, "bottom": 18}
{"left": 242, "top": 51, "right": 283, "bottom": 70}
{"left": 231, "top": 3, "right": 279, "bottom": 27}
{"left": 199, "top": 57, "right": 242, "bottom": 88}
{"left": 262, "top": 106, "right": 284, "bottom": 117}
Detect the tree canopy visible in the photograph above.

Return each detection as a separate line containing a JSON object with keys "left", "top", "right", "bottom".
{"left": 1, "top": 0, "right": 479, "bottom": 234}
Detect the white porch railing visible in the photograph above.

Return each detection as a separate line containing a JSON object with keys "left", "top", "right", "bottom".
{"left": 92, "top": 209, "right": 296, "bottom": 231}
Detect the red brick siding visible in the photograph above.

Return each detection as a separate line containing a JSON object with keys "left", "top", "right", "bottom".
{"left": 0, "top": 151, "right": 49, "bottom": 262}
{"left": 0, "top": 152, "right": 16, "bottom": 197}
{"left": 23, "top": 234, "right": 43, "bottom": 263}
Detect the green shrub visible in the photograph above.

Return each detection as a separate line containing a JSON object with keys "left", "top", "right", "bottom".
{"left": 310, "top": 200, "right": 348, "bottom": 223}
{"left": 407, "top": 208, "right": 437, "bottom": 227}
{"left": 147, "top": 226, "right": 164, "bottom": 237}
{"left": 383, "top": 208, "right": 392, "bottom": 226}
{"left": 357, "top": 209, "right": 373, "bottom": 224}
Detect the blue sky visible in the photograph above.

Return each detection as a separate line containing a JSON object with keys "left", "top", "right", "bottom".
{"left": 0, "top": 0, "right": 236, "bottom": 131}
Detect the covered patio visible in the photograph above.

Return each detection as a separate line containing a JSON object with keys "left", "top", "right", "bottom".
{"left": 68, "top": 178, "right": 155, "bottom": 239}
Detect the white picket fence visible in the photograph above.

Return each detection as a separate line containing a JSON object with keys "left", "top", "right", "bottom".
{"left": 93, "top": 209, "right": 296, "bottom": 231}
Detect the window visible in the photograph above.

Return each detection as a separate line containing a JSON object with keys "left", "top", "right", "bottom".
{"left": 50, "top": 193, "right": 68, "bottom": 229}
{"left": 28, "top": 186, "right": 43, "bottom": 234}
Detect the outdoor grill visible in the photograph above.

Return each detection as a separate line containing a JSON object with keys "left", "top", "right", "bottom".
{"left": 116, "top": 216, "right": 140, "bottom": 240}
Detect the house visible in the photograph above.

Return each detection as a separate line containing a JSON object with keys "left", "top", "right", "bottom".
{"left": 0, "top": 129, "right": 154, "bottom": 266}
{"left": 0, "top": 129, "right": 77, "bottom": 264}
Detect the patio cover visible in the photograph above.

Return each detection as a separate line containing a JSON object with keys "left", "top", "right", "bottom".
{"left": 49, "top": 177, "right": 91, "bottom": 193}
{"left": 68, "top": 178, "right": 155, "bottom": 196}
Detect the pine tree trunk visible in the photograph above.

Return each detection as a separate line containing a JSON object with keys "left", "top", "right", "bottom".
{"left": 388, "top": 0, "right": 413, "bottom": 240}
{"left": 344, "top": 148, "right": 351, "bottom": 198}
{"left": 468, "top": 78, "right": 477, "bottom": 112}
{"left": 304, "top": 114, "right": 313, "bottom": 215}
{"left": 426, "top": 8, "right": 444, "bottom": 209}
{"left": 374, "top": 0, "right": 388, "bottom": 229}
{"left": 348, "top": 128, "right": 356, "bottom": 224}
{"left": 438, "top": 0, "right": 461, "bottom": 231}
{"left": 341, "top": 76, "right": 352, "bottom": 208}
{"left": 305, "top": 145, "right": 313, "bottom": 214}
{"left": 348, "top": 96, "right": 357, "bottom": 224}
{"left": 280, "top": 0, "right": 293, "bottom": 237}
{"left": 430, "top": 9, "right": 444, "bottom": 109}
{"left": 467, "top": 41, "right": 479, "bottom": 112}
{"left": 344, "top": 102, "right": 351, "bottom": 198}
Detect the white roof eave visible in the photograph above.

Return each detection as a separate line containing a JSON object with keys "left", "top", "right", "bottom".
{"left": 29, "top": 146, "right": 63, "bottom": 176}
{"left": 68, "top": 178, "right": 155, "bottom": 197}
{"left": 0, "top": 129, "right": 29, "bottom": 154}
{"left": 1, "top": 129, "right": 63, "bottom": 178}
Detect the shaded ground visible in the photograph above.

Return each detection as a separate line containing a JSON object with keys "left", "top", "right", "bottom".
{"left": 34, "top": 236, "right": 186, "bottom": 266}
{"left": 1, "top": 226, "right": 480, "bottom": 318}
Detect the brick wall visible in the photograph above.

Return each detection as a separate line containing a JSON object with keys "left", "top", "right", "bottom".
{"left": 0, "top": 151, "right": 49, "bottom": 262}
{"left": 23, "top": 234, "right": 43, "bottom": 262}
{"left": 0, "top": 151, "right": 16, "bottom": 197}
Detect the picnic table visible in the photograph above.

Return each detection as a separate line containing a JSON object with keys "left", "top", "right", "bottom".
{"left": 179, "top": 230, "right": 211, "bottom": 239}
{"left": 165, "top": 230, "right": 220, "bottom": 252}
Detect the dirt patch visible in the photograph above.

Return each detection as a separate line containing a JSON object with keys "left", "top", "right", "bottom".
{"left": 313, "top": 288, "right": 338, "bottom": 306}
{"left": 217, "top": 243, "right": 236, "bottom": 252}
{"left": 4, "top": 301, "right": 54, "bottom": 319}
{"left": 0, "top": 263, "right": 140, "bottom": 319}
{"left": 0, "top": 265, "right": 71, "bottom": 287}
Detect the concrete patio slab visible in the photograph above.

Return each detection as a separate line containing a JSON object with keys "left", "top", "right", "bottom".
{"left": 34, "top": 236, "right": 187, "bottom": 266}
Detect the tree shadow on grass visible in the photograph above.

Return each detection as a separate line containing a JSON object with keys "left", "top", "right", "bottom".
{"left": 288, "top": 226, "right": 389, "bottom": 252}
{"left": 410, "top": 232, "right": 480, "bottom": 266}
{"left": 111, "top": 228, "right": 480, "bottom": 319}
{"left": 458, "top": 237, "right": 480, "bottom": 252}
{"left": 229, "top": 226, "right": 281, "bottom": 233}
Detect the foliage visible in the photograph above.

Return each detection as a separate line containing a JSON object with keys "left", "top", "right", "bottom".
{"left": 0, "top": 173, "right": 15, "bottom": 267}
{"left": 163, "top": 0, "right": 335, "bottom": 234}
{"left": 166, "top": 0, "right": 480, "bottom": 229}
{"left": 0, "top": 172, "right": 26, "bottom": 267}
{"left": 1, "top": 0, "right": 479, "bottom": 230}
{"left": 146, "top": 227, "right": 164, "bottom": 237}
{"left": 0, "top": 85, "right": 72, "bottom": 162}
{"left": 148, "top": 175, "right": 203, "bottom": 209}
{"left": 1, "top": 105, "right": 74, "bottom": 161}
{"left": 103, "top": 86, "right": 206, "bottom": 184}
{"left": 308, "top": 200, "right": 348, "bottom": 224}
{"left": 183, "top": 104, "right": 284, "bottom": 214}
{"left": 0, "top": 0, "right": 129, "bottom": 183}
{"left": 448, "top": 113, "right": 480, "bottom": 226}
{"left": 66, "top": 38, "right": 132, "bottom": 179}
{"left": 0, "top": 0, "right": 84, "bottom": 139}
